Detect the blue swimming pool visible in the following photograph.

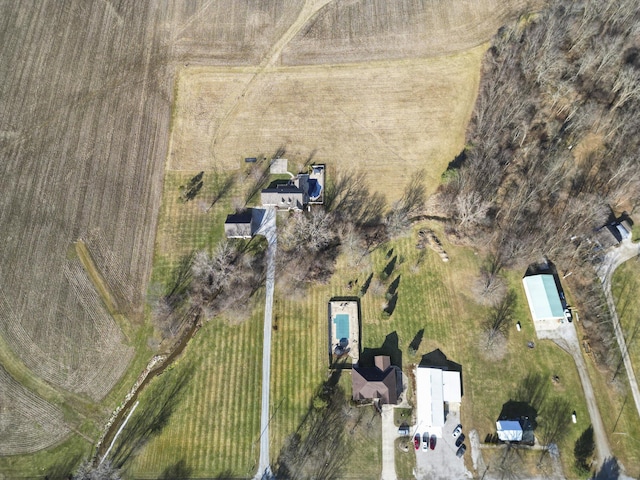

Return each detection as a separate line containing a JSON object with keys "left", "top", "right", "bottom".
{"left": 334, "top": 313, "right": 349, "bottom": 340}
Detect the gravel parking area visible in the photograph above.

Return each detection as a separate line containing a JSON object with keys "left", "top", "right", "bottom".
{"left": 414, "top": 411, "right": 472, "bottom": 480}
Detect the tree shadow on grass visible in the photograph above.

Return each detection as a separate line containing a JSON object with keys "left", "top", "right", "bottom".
{"left": 361, "top": 331, "right": 402, "bottom": 368}
{"left": 275, "top": 370, "right": 352, "bottom": 480}
{"left": 408, "top": 328, "right": 424, "bottom": 354}
{"left": 382, "top": 256, "right": 397, "bottom": 279}
{"left": 359, "top": 272, "right": 373, "bottom": 296}
{"left": 574, "top": 425, "right": 594, "bottom": 473}
{"left": 157, "top": 459, "right": 192, "bottom": 479}
{"left": 383, "top": 293, "right": 398, "bottom": 316}
{"left": 109, "top": 360, "right": 197, "bottom": 469}
{"left": 43, "top": 450, "right": 84, "bottom": 480}
{"left": 387, "top": 275, "right": 401, "bottom": 296}
{"left": 512, "top": 372, "right": 549, "bottom": 413}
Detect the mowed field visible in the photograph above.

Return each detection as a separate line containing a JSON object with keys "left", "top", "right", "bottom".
{"left": 612, "top": 259, "right": 640, "bottom": 384}
{"left": 168, "top": 48, "right": 485, "bottom": 201}
{"left": 133, "top": 166, "right": 596, "bottom": 478}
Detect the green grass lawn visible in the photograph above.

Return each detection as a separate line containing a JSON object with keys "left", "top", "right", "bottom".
{"left": 122, "top": 310, "right": 263, "bottom": 478}
{"left": 0, "top": 436, "right": 92, "bottom": 479}
{"left": 612, "top": 259, "right": 640, "bottom": 386}
{"left": 118, "top": 167, "right": 639, "bottom": 479}
{"left": 268, "top": 221, "right": 592, "bottom": 478}
{"left": 395, "top": 438, "right": 416, "bottom": 480}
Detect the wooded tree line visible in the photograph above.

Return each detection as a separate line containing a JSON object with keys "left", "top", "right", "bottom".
{"left": 439, "top": 0, "right": 640, "bottom": 367}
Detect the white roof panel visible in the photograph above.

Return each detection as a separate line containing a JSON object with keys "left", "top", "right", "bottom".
{"left": 496, "top": 420, "right": 523, "bottom": 442}
{"left": 442, "top": 371, "right": 462, "bottom": 402}
{"left": 430, "top": 369, "right": 445, "bottom": 427}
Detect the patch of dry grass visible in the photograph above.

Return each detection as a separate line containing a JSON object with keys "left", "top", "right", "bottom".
{"left": 168, "top": 47, "right": 486, "bottom": 202}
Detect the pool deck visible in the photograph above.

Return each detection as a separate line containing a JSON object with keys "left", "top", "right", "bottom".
{"left": 328, "top": 300, "right": 360, "bottom": 366}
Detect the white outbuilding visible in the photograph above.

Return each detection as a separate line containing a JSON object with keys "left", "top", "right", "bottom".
{"left": 496, "top": 420, "right": 523, "bottom": 442}
{"left": 415, "top": 366, "right": 462, "bottom": 438}
{"left": 522, "top": 273, "right": 564, "bottom": 331}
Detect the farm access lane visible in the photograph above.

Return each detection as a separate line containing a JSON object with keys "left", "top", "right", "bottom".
{"left": 537, "top": 322, "right": 612, "bottom": 467}
{"left": 210, "top": 0, "right": 332, "bottom": 155}
{"left": 254, "top": 207, "right": 276, "bottom": 480}
{"left": 597, "top": 237, "right": 640, "bottom": 422}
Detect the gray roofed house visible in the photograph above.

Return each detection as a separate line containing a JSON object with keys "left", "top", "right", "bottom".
{"left": 261, "top": 176, "right": 310, "bottom": 211}
{"left": 224, "top": 210, "right": 254, "bottom": 239}
{"left": 594, "top": 219, "right": 632, "bottom": 249}
{"left": 352, "top": 355, "right": 398, "bottom": 405}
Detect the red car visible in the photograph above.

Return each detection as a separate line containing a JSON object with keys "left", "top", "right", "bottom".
{"left": 413, "top": 433, "right": 420, "bottom": 450}
{"left": 429, "top": 434, "right": 437, "bottom": 450}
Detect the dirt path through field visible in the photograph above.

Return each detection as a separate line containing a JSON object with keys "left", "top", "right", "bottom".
{"left": 210, "top": 0, "right": 332, "bottom": 157}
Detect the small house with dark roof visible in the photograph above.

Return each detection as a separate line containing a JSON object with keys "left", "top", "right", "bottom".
{"left": 594, "top": 219, "right": 632, "bottom": 249}
{"left": 224, "top": 210, "right": 255, "bottom": 239}
{"left": 352, "top": 355, "right": 398, "bottom": 405}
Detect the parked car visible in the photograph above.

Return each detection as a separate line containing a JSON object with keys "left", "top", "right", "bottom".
{"left": 422, "top": 432, "right": 429, "bottom": 451}
{"left": 564, "top": 308, "right": 573, "bottom": 322}
{"left": 414, "top": 434, "right": 420, "bottom": 450}
{"left": 455, "top": 433, "right": 465, "bottom": 447}
{"left": 398, "top": 424, "right": 410, "bottom": 436}
{"left": 456, "top": 444, "right": 467, "bottom": 458}
{"left": 452, "top": 424, "right": 462, "bottom": 438}
{"left": 429, "top": 434, "right": 436, "bottom": 450}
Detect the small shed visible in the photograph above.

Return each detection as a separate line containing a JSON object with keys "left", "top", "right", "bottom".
{"left": 496, "top": 420, "right": 523, "bottom": 442}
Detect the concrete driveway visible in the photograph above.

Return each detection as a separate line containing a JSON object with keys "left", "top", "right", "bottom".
{"left": 254, "top": 207, "right": 276, "bottom": 479}
{"left": 381, "top": 405, "right": 398, "bottom": 480}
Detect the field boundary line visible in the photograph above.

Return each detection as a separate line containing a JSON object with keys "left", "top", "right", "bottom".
{"left": 75, "top": 240, "right": 120, "bottom": 317}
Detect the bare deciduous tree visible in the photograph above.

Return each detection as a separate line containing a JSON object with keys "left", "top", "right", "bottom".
{"left": 73, "top": 461, "right": 122, "bottom": 480}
